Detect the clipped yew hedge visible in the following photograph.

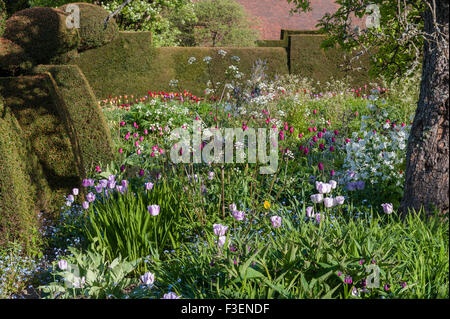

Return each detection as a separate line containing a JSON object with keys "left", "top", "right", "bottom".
{"left": 34, "top": 65, "right": 114, "bottom": 174}
{"left": 0, "top": 0, "right": 5, "bottom": 36}
{"left": 3, "top": 7, "right": 80, "bottom": 64}
{"left": 0, "top": 96, "right": 38, "bottom": 247}
{"left": 69, "top": 31, "right": 289, "bottom": 98}
{"left": 289, "top": 34, "right": 375, "bottom": 86}
{"left": 59, "top": 3, "right": 119, "bottom": 51}
{"left": 0, "top": 38, "right": 33, "bottom": 75}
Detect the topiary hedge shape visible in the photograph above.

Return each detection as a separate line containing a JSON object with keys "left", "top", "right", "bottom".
{"left": 0, "top": 38, "right": 33, "bottom": 75}
{"left": 0, "top": 0, "right": 6, "bottom": 37}
{"left": 59, "top": 3, "right": 119, "bottom": 51}
{"left": 0, "top": 95, "right": 40, "bottom": 248}
{"left": 3, "top": 7, "right": 80, "bottom": 65}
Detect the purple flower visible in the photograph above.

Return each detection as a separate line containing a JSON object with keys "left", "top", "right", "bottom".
{"left": 107, "top": 180, "right": 116, "bottom": 189}
{"left": 121, "top": 180, "right": 128, "bottom": 188}
{"left": 58, "top": 260, "right": 68, "bottom": 270}
{"left": 318, "top": 162, "right": 324, "bottom": 171}
{"left": 316, "top": 182, "right": 332, "bottom": 194}
{"left": 384, "top": 284, "right": 390, "bottom": 291}
{"left": 116, "top": 185, "right": 126, "bottom": 194}
{"left": 306, "top": 206, "right": 315, "bottom": 218}
{"left": 401, "top": 282, "right": 407, "bottom": 289}
{"left": 213, "top": 224, "right": 228, "bottom": 236}
{"left": 310, "top": 193, "right": 323, "bottom": 204}
{"left": 344, "top": 276, "right": 353, "bottom": 284}
{"left": 72, "top": 188, "right": 79, "bottom": 196}
{"left": 208, "top": 171, "right": 214, "bottom": 180}
{"left": 218, "top": 236, "right": 227, "bottom": 247}
{"left": 148, "top": 205, "right": 160, "bottom": 216}
{"left": 86, "top": 192, "right": 96, "bottom": 203}
{"left": 356, "top": 180, "right": 365, "bottom": 190}
{"left": 99, "top": 179, "right": 108, "bottom": 188}
{"left": 145, "top": 182, "right": 154, "bottom": 190}
{"left": 162, "top": 292, "right": 180, "bottom": 299}
{"left": 82, "top": 179, "right": 91, "bottom": 187}
{"left": 270, "top": 215, "right": 282, "bottom": 228}
{"left": 323, "top": 197, "right": 334, "bottom": 208}
{"left": 229, "top": 203, "right": 237, "bottom": 212}
{"left": 67, "top": 194, "right": 75, "bottom": 202}
{"left": 333, "top": 196, "right": 345, "bottom": 206}
{"left": 140, "top": 272, "right": 155, "bottom": 286}
{"left": 381, "top": 203, "right": 393, "bottom": 214}
{"left": 232, "top": 210, "right": 245, "bottom": 221}
{"left": 329, "top": 180, "right": 337, "bottom": 189}
{"left": 82, "top": 201, "right": 89, "bottom": 210}
{"left": 315, "top": 213, "right": 322, "bottom": 223}
{"left": 95, "top": 184, "right": 103, "bottom": 193}
{"left": 108, "top": 175, "right": 115, "bottom": 183}
{"left": 347, "top": 182, "right": 356, "bottom": 191}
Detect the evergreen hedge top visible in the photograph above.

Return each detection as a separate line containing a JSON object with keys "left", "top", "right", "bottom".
{"left": 59, "top": 3, "right": 119, "bottom": 51}
{"left": 0, "top": 0, "right": 5, "bottom": 36}
{"left": 3, "top": 7, "right": 80, "bottom": 64}
{"left": 0, "top": 38, "right": 32, "bottom": 75}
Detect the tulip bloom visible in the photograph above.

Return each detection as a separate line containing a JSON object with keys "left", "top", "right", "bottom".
{"left": 318, "top": 162, "right": 324, "bottom": 170}
{"left": 86, "top": 192, "right": 96, "bottom": 203}
{"left": 213, "top": 224, "right": 228, "bottom": 236}
{"left": 145, "top": 182, "right": 154, "bottom": 190}
{"left": 329, "top": 180, "right": 337, "bottom": 189}
{"left": 58, "top": 260, "right": 68, "bottom": 270}
{"left": 270, "top": 215, "right": 282, "bottom": 228}
{"left": 333, "top": 196, "right": 345, "bottom": 206}
{"left": 324, "top": 197, "right": 334, "bottom": 208}
{"left": 381, "top": 203, "right": 393, "bottom": 214}
{"left": 218, "top": 236, "right": 227, "bottom": 247}
{"left": 148, "top": 205, "right": 160, "bottom": 216}
{"left": 311, "top": 194, "right": 323, "bottom": 204}
{"left": 306, "top": 206, "right": 315, "bottom": 218}
{"left": 82, "top": 201, "right": 89, "bottom": 210}
{"left": 233, "top": 210, "right": 245, "bottom": 221}
{"left": 140, "top": 272, "right": 155, "bottom": 286}
{"left": 229, "top": 203, "right": 237, "bottom": 212}
{"left": 162, "top": 292, "right": 180, "bottom": 299}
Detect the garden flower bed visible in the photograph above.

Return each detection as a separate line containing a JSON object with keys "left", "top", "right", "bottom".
{"left": 0, "top": 54, "right": 448, "bottom": 300}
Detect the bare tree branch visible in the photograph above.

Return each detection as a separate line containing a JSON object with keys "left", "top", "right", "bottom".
{"left": 103, "top": 0, "right": 134, "bottom": 29}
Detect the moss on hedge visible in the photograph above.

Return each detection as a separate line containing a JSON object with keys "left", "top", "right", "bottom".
{"left": 3, "top": 7, "right": 80, "bottom": 65}
{"left": 68, "top": 32, "right": 288, "bottom": 98}
{"left": 289, "top": 35, "right": 375, "bottom": 87}
{"left": 0, "top": 38, "right": 33, "bottom": 76}
{"left": 0, "top": 0, "right": 6, "bottom": 36}
{"left": 59, "top": 3, "right": 119, "bottom": 51}
{"left": 33, "top": 65, "right": 114, "bottom": 174}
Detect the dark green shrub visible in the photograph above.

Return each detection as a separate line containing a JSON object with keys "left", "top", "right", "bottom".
{"left": 3, "top": 7, "right": 80, "bottom": 64}
{"left": 0, "top": 38, "right": 33, "bottom": 75}
{"left": 0, "top": 96, "right": 39, "bottom": 249}
{"left": 0, "top": 0, "right": 5, "bottom": 36}
{"left": 3, "top": 0, "right": 29, "bottom": 16}
{"left": 33, "top": 65, "right": 114, "bottom": 175}
{"left": 59, "top": 3, "right": 119, "bottom": 51}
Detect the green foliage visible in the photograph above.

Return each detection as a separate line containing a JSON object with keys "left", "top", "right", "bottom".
{"left": 3, "top": 7, "right": 80, "bottom": 64}
{"left": 289, "top": 35, "right": 376, "bottom": 87}
{"left": 190, "top": 0, "right": 260, "bottom": 47}
{"left": 288, "top": 0, "right": 426, "bottom": 81}
{"left": 33, "top": 65, "right": 114, "bottom": 175}
{"left": 0, "top": 97, "right": 39, "bottom": 249}
{"left": 83, "top": 179, "right": 186, "bottom": 272}
{"left": 40, "top": 245, "right": 140, "bottom": 299}
{"left": 0, "top": 75, "right": 79, "bottom": 222}
{"left": 69, "top": 32, "right": 288, "bottom": 98}
{"left": 0, "top": 38, "right": 33, "bottom": 76}
{"left": 59, "top": 3, "right": 119, "bottom": 51}
{"left": 0, "top": 0, "right": 5, "bottom": 36}
{"left": 29, "top": 0, "right": 90, "bottom": 7}
{"left": 101, "top": 0, "right": 196, "bottom": 47}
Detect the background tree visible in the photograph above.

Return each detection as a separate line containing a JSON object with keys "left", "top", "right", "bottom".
{"left": 187, "top": 0, "right": 260, "bottom": 47}
{"left": 288, "top": 0, "right": 449, "bottom": 216}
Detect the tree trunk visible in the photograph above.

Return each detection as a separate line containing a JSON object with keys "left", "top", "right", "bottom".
{"left": 400, "top": 0, "right": 449, "bottom": 216}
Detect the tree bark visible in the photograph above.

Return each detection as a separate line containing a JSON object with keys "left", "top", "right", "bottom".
{"left": 400, "top": 0, "right": 449, "bottom": 216}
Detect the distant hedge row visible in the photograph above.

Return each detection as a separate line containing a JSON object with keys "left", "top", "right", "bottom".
{"left": 69, "top": 31, "right": 289, "bottom": 98}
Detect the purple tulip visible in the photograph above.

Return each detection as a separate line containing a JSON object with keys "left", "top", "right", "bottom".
{"left": 82, "top": 179, "right": 90, "bottom": 187}
{"left": 148, "top": 205, "right": 160, "bottom": 216}
{"left": 323, "top": 197, "right": 334, "bottom": 208}
{"left": 381, "top": 203, "right": 393, "bottom": 214}
{"left": 121, "top": 180, "right": 128, "bottom": 188}
{"left": 82, "top": 201, "right": 89, "bottom": 210}
{"left": 162, "top": 292, "right": 180, "bottom": 299}
{"left": 140, "top": 272, "right": 155, "bottom": 286}
{"left": 306, "top": 206, "right": 315, "bottom": 218}
{"left": 270, "top": 215, "right": 282, "bottom": 228}
{"left": 318, "top": 162, "right": 324, "bottom": 171}
{"left": 58, "top": 259, "right": 68, "bottom": 270}
{"left": 232, "top": 210, "right": 245, "bottom": 221}
{"left": 108, "top": 175, "right": 115, "bottom": 183}
{"left": 145, "top": 182, "right": 154, "bottom": 190}
{"left": 208, "top": 171, "right": 215, "bottom": 180}
{"left": 218, "top": 236, "right": 227, "bottom": 247}
{"left": 316, "top": 182, "right": 332, "bottom": 194}
{"left": 86, "top": 192, "right": 96, "bottom": 203}
{"left": 310, "top": 193, "right": 323, "bottom": 204}
{"left": 107, "top": 180, "right": 116, "bottom": 189}
{"left": 99, "top": 179, "right": 108, "bottom": 188}
{"left": 213, "top": 224, "right": 228, "bottom": 236}
{"left": 333, "top": 196, "right": 345, "bottom": 206}
{"left": 67, "top": 194, "right": 75, "bottom": 202}
{"left": 95, "top": 184, "right": 103, "bottom": 193}
{"left": 229, "top": 203, "right": 237, "bottom": 212}
{"left": 329, "top": 180, "right": 337, "bottom": 189}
